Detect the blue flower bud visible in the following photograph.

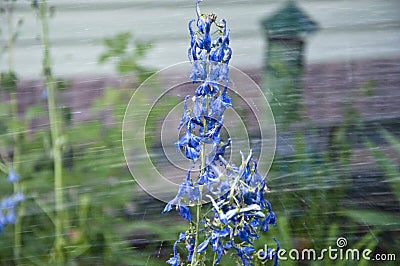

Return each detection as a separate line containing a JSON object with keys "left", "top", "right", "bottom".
{"left": 7, "top": 168, "right": 19, "bottom": 183}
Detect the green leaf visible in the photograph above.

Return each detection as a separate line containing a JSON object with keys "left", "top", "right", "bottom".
{"left": 353, "top": 232, "right": 380, "bottom": 266}
{"left": 342, "top": 209, "right": 399, "bottom": 229}
{"left": 361, "top": 80, "right": 375, "bottom": 97}
{"left": 134, "top": 41, "right": 153, "bottom": 58}
{"left": 116, "top": 55, "right": 137, "bottom": 74}
{"left": 0, "top": 71, "right": 18, "bottom": 92}
{"left": 25, "top": 104, "right": 44, "bottom": 121}
{"left": 365, "top": 140, "right": 400, "bottom": 200}
{"left": 381, "top": 129, "right": 400, "bottom": 155}
{"left": 98, "top": 32, "right": 132, "bottom": 64}
{"left": 31, "top": 0, "right": 39, "bottom": 9}
{"left": 49, "top": 6, "right": 56, "bottom": 18}
{"left": 61, "top": 106, "right": 72, "bottom": 125}
{"left": 17, "top": 18, "right": 24, "bottom": 27}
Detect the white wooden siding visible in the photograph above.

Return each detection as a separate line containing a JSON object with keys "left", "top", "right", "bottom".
{"left": 0, "top": 0, "right": 399, "bottom": 78}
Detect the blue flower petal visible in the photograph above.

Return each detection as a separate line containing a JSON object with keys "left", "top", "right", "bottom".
{"left": 162, "top": 201, "right": 174, "bottom": 214}
{"left": 197, "top": 237, "right": 210, "bottom": 253}
{"left": 179, "top": 204, "right": 192, "bottom": 222}
{"left": 212, "top": 227, "right": 230, "bottom": 238}
{"left": 190, "top": 60, "right": 207, "bottom": 82}
{"left": 178, "top": 232, "right": 186, "bottom": 241}
{"left": 186, "top": 237, "right": 195, "bottom": 262}
{"left": 5, "top": 208, "right": 16, "bottom": 224}
{"left": 7, "top": 169, "right": 19, "bottom": 183}
{"left": 166, "top": 256, "right": 178, "bottom": 266}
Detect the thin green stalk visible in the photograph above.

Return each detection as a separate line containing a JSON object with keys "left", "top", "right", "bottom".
{"left": 10, "top": 94, "right": 20, "bottom": 172}
{"left": 11, "top": 93, "right": 23, "bottom": 264}
{"left": 7, "top": 1, "right": 23, "bottom": 262}
{"left": 191, "top": 95, "right": 209, "bottom": 266}
{"left": 13, "top": 183, "right": 23, "bottom": 264}
{"left": 7, "top": 1, "right": 14, "bottom": 71}
{"left": 191, "top": 186, "right": 203, "bottom": 266}
{"left": 39, "top": 1, "right": 65, "bottom": 263}
{"left": 212, "top": 252, "right": 217, "bottom": 265}
{"left": 191, "top": 147, "right": 205, "bottom": 265}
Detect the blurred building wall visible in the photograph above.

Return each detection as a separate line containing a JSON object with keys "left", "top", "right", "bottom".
{"left": 1, "top": 0, "right": 399, "bottom": 78}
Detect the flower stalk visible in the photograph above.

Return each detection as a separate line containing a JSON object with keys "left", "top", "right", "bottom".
{"left": 4, "top": 0, "right": 24, "bottom": 262}
{"left": 11, "top": 92, "right": 23, "bottom": 264}
{"left": 192, "top": 96, "right": 208, "bottom": 265}
{"left": 38, "top": 0, "right": 65, "bottom": 263}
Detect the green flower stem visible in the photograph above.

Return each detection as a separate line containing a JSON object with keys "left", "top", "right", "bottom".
{"left": 191, "top": 185, "right": 203, "bottom": 266}
{"left": 212, "top": 252, "right": 217, "bottom": 265}
{"left": 11, "top": 93, "right": 23, "bottom": 264}
{"left": 191, "top": 95, "right": 209, "bottom": 266}
{"left": 191, "top": 146, "right": 205, "bottom": 265}
{"left": 7, "top": 1, "right": 14, "bottom": 71}
{"left": 13, "top": 184, "right": 23, "bottom": 264}
{"left": 7, "top": 1, "right": 22, "bottom": 262}
{"left": 39, "top": 1, "right": 65, "bottom": 263}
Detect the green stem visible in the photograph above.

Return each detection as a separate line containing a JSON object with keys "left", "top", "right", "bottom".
{"left": 191, "top": 185, "right": 203, "bottom": 266}
{"left": 13, "top": 183, "right": 23, "bottom": 264}
{"left": 7, "top": 2, "right": 22, "bottom": 263}
{"left": 212, "top": 252, "right": 217, "bottom": 265}
{"left": 39, "top": 1, "right": 65, "bottom": 263}
{"left": 191, "top": 95, "right": 209, "bottom": 266}
{"left": 7, "top": 1, "right": 14, "bottom": 71}
{"left": 11, "top": 93, "right": 23, "bottom": 264}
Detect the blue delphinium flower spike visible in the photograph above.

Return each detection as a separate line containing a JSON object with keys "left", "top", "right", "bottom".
{"left": 162, "top": 1, "right": 277, "bottom": 264}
